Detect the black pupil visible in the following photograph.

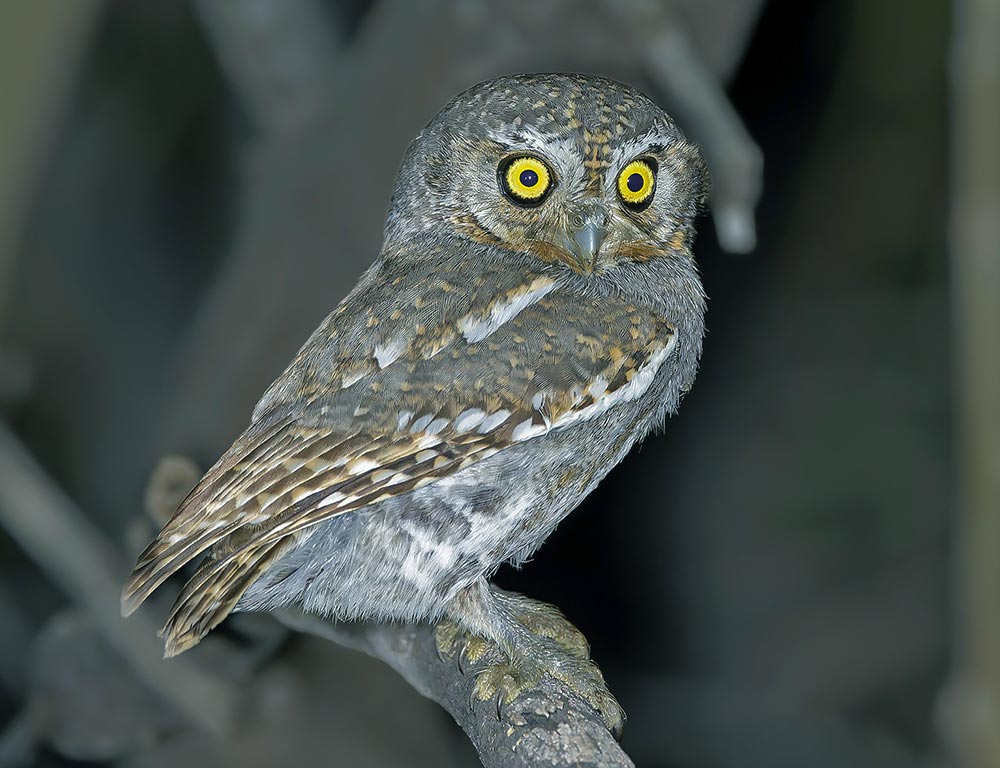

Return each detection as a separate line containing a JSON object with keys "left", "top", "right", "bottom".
{"left": 519, "top": 169, "right": 539, "bottom": 188}
{"left": 626, "top": 172, "right": 645, "bottom": 193}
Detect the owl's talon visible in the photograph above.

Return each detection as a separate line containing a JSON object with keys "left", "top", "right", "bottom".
{"left": 443, "top": 592, "right": 627, "bottom": 736}
{"left": 472, "top": 659, "right": 542, "bottom": 715}
{"left": 457, "top": 645, "right": 471, "bottom": 675}
{"left": 611, "top": 712, "right": 625, "bottom": 742}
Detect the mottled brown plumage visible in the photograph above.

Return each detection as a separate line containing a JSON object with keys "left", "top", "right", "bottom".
{"left": 122, "top": 74, "right": 708, "bottom": 731}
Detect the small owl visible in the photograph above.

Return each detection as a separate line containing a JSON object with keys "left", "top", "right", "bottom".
{"left": 123, "top": 73, "right": 707, "bottom": 728}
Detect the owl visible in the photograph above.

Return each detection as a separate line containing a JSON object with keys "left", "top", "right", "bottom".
{"left": 122, "top": 73, "right": 708, "bottom": 731}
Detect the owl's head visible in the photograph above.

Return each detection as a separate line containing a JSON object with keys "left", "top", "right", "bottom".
{"left": 386, "top": 73, "right": 708, "bottom": 274}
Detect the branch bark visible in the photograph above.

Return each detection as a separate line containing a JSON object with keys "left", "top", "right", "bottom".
{"left": 276, "top": 609, "right": 634, "bottom": 768}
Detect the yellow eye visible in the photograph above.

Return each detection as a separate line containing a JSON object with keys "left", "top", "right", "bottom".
{"left": 500, "top": 156, "right": 553, "bottom": 204}
{"left": 617, "top": 159, "right": 657, "bottom": 208}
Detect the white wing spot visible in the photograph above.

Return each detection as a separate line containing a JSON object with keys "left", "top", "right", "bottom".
{"left": 373, "top": 337, "right": 407, "bottom": 368}
{"left": 410, "top": 414, "right": 434, "bottom": 433}
{"left": 346, "top": 457, "right": 379, "bottom": 475}
{"left": 588, "top": 376, "right": 609, "bottom": 399}
{"left": 341, "top": 370, "right": 365, "bottom": 388}
{"left": 453, "top": 408, "right": 486, "bottom": 432}
{"left": 397, "top": 410, "right": 414, "bottom": 430}
{"left": 478, "top": 409, "right": 512, "bottom": 433}
{"left": 511, "top": 419, "right": 546, "bottom": 441}
{"left": 458, "top": 277, "right": 557, "bottom": 343}
{"left": 426, "top": 417, "right": 450, "bottom": 435}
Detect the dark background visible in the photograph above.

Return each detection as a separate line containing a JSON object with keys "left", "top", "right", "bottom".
{"left": 0, "top": 0, "right": 991, "bottom": 766}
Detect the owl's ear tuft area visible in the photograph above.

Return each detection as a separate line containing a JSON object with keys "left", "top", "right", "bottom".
{"left": 679, "top": 141, "right": 711, "bottom": 217}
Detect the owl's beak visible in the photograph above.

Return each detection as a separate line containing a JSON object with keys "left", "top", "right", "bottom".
{"left": 568, "top": 206, "right": 610, "bottom": 267}
{"left": 573, "top": 221, "right": 606, "bottom": 262}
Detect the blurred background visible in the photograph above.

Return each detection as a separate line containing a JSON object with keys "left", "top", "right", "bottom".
{"left": 0, "top": 0, "right": 996, "bottom": 766}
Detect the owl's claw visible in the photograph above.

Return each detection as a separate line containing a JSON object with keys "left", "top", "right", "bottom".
{"left": 460, "top": 634, "right": 492, "bottom": 675}
{"left": 435, "top": 597, "right": 625, "bottom": 737}
{"left": 470, "top": 651, "right": 625, "bottom": 736}
{"left": 436, "top": 619, "right": 496, "bottom": 675}
{"left": 548, "top": 655, "right": 625, "bottom": 739}
{"left": 472, "top": 657, "right": 541, "bottom": 717}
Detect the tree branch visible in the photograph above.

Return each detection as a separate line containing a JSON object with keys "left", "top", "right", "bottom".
{"left": 193, "top": 0, "right": 342, "bottom": 135}
{"left": 606, "top": 0, "right": 764, "bottom": 253}
{"left": 276, "top": 609, "right": 634, "bottom": 768}
{"left": 0, "top": 423, "right": 237, "bottom": 737}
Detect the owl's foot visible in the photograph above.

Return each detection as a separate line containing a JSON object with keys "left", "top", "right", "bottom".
{"left": 436, "top": 586, "right": 625, "bottom": 738}
{"left": 497, "top": 591, "right": 591, "bottom": 660}
{"left": 435, "top": 620, "right": 494, "bottom": 672}
{"left": 472, "top": 645, "right": 624, "bottom": 738}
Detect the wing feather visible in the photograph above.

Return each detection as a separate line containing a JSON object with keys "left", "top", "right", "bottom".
{"left": 122, "top": 267, "right": 678, "bottom": 655}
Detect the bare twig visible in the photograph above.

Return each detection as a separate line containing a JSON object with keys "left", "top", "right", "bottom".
{"left": 938, "top": 0, "right": 1000, "bottom": 764}
{"left": 0, "top": 581, "right": 33, "bottom": 695}
{"left": 616, "top": 1, "right": 763, "bottom": 253}
{"left": 193, "top": 0, "right": 342, "bottom": 135}
{"left": 0, "top": 1, "right": 105, "bottom": 324}
{"left": 276, "top": 609, "right": 634, "bottom": 768}
{"left": 0, "top": 709, "right": 37, "bottom": 768}
{"left": 0, "top": 423, "right": 237, "bottom": 736}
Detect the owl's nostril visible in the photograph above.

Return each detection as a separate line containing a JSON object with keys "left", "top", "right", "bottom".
{"left": 571, "top": 214, "right": 586, "bottom": 229}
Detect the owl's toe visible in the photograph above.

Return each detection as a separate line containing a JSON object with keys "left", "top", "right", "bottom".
{"left": 546, "top": 653, "right": 625, "bottom": 739}
{"left": 469, "top": 647, "right": 624, "bottom": 737}
{"left": 472, "top": 656, "right": 543, "bottom": 718}
{"left": 502, "top": 593, "right": 591, "bottom": 660}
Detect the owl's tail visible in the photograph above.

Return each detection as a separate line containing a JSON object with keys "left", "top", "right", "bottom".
{"left": 158, "top": 536, "right": 293, "bottom": 657}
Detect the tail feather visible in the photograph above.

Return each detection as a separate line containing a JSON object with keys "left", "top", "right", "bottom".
{"left": 121, "top": 516, "right": 247, "bottom": 617}
{"left": 159, "top": 537, "right": 292, "bottom": 657}
{"left": 120, "top": 427, "right": 358, "bottom": 619}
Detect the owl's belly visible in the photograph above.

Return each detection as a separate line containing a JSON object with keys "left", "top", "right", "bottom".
{"left": 239, "top": 403, "right": 650, "bottom": 623}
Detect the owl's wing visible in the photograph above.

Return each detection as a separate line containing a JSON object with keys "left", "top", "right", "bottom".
{"left": 122, "top": 261, "right": 677, "bottom": 655}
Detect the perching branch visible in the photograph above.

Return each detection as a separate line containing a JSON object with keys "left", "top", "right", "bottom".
{"left": 276, "top": 609, "right": 635, "bottom": 768}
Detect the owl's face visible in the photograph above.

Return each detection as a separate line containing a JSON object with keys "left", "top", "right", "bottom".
{"left": 390, "top": 74, "right": 708, "bottom": 275}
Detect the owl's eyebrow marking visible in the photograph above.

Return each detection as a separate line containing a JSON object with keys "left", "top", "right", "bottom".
{"left": 493, "top": 122, "right": 565, "bottom": 155}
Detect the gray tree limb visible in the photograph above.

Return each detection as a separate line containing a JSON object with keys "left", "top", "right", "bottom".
{"left": 193, "top": 0, "right": 342, "bottom": 136}
{"left": 276, "top": 609, "right": 634, "bottom": 768}
{"left": 0, "top": 1, "right": 106, "bottom": 322}
{"left": 938, "top": 0, "right": 1000, "bottom": 764}
{"left": 0, "top": 423, "right": 237, "bottom": 737}
{"left": 605, "top": 0, "right": 764, "bottom": 252}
